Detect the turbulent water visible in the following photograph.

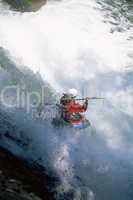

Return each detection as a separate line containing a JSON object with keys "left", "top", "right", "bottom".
{"left": 0, "top": 0, "right": 133, "bottom": 199}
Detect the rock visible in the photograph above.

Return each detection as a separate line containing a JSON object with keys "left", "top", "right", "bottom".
{"left": 2, "top": 0, "right": 47, "bottom": 12}
{"left": 0, "top": 147, "right": 56, "bottom": 200}
{"left": 29, "top": 0, "right": 47, "bottom": 11}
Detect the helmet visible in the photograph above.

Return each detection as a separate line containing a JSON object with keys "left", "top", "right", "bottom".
{"left": 67, "top": 88, "right": 78, "bottom": 97}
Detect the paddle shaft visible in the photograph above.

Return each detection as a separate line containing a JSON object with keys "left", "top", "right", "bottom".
{"left": 76, "top": 97, "right": 104, "bottom": 101}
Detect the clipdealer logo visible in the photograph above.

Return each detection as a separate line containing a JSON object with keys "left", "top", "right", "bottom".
{"left": 0, "top": 85, "right": 45, "bottom": 113}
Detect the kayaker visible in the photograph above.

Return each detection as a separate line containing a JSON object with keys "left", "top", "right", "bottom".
{"left": 60, "top": 88, "right": 88, "bottom": 122}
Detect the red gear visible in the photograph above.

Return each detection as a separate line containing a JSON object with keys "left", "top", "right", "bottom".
{"left": 64, "top": 101, "right": 87, "bottom": 113}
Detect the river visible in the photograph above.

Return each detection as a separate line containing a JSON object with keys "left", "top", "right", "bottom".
{"left": 0, "top": 0, "right": 133, "bottom": 199}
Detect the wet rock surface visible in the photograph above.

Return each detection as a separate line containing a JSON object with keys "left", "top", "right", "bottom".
{"left": 0, "top": 147, "right": 55, "bottom": 200}
{"left": 2, "top": 0, "right": 47, "bottom": 12}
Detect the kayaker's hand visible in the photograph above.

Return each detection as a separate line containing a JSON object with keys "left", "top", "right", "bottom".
{"left": 85, "top": 97, "right": 89, "bottom": 102}
{"left": 83, "top": 98, "right": 88, "bottom": 109}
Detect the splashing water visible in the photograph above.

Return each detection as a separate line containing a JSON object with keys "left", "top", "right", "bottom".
{"left": 0, "top": 0, "right": 133, "bottom": 199}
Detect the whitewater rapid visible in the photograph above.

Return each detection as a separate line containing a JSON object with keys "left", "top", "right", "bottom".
{"left": 0, "top": 0, "right": 133, "bottom": 199}
{"left": 0, "top": 0, "right": 132, "bottom": 89}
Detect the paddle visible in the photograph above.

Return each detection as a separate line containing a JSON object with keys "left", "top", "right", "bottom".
{"left": 76, "top": 97, "right": 104, "bottom": 101}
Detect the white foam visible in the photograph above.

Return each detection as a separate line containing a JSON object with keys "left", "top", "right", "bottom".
{"left": 0, "top": 0, "right": 132, "bottom": 91}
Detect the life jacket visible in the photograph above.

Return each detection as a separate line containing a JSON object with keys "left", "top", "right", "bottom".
{"left": 61, "top": 100, "right": 86, "bottom": 123}
{"left": 64, "top": 101, "right": 87, "bottom": 113}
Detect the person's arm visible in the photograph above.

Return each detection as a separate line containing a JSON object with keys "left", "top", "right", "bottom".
{"left": 82, "top": 98, "right": 88, "bottom": 111}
